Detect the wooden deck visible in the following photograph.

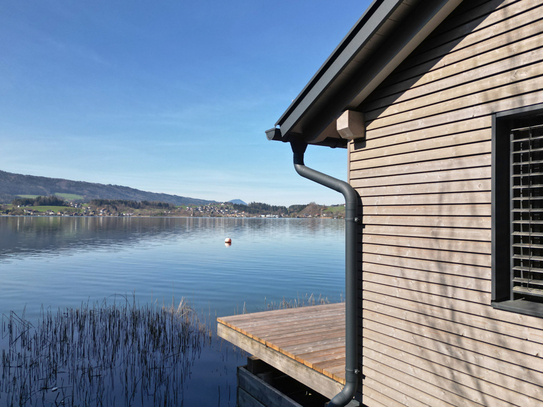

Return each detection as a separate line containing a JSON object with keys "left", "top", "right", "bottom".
{"left": 217, "top": 303, "right": 346, "bottom": 400}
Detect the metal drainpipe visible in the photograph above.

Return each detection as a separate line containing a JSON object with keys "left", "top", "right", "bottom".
{"left": 290, "top": 139, "right": 360, "bottom": 407}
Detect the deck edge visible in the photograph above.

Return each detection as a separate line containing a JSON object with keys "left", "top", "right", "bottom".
{"left": 217, "top": 323, "right": 345, "bottom": 399}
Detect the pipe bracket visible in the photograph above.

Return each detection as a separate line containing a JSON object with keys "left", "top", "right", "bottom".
{"left": 346, "top": 217, "right": 363, "bottom": 225}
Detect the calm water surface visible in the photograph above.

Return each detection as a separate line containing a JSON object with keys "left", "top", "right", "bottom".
{"left": 0, "top": 216, "right": 345, "bottom": 406}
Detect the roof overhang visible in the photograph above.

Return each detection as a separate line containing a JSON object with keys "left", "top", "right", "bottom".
{"left": 267, "top": 0, "right": 464, "bottom": 148}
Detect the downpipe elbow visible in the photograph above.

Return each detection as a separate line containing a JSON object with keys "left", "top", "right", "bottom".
{"left": 327, "top": 372, "right": 359, "bottom": 407}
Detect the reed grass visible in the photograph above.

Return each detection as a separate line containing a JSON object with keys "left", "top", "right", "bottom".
{"left": 1, "top": 296, "right": 210, "bottom": 406}
{"left": 262, "top": 293, "right": 333, "bottom": 312}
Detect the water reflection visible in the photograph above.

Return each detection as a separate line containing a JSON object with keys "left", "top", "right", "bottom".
{"left": 0, "top": 216, "right": 343, "bottom": 261}
{"left": 0, "top": 216, "right": 345, "bottom": 318}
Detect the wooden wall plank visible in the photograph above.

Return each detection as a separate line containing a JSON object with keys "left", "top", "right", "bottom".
{"left": 364, "top": 343, "right": 540, "bottom": 407}
{"left": 364, "top": 329, "right": 543, "bottom": 404}
{"left": 363, "top": 309, "right": 543, "bottom": 380}
{"left": 363, "top": 298, "right": 543, "bottom": 361}
{"left": 362, "top": 215, "right": 490, "bottom": 229}
{"left": 356, "top": 179, "right": 491, "bottom": 196}
{"left": 350, "top": 117, "right": 491, "bottom": 150}
{"left": 363, "top": 263, "right": 490, "bottom": 291}
{"left": 351, "top": 142, "right": 491, "bottom": 170}
{"left": 433, "top": 4, "right": 543, "bottom": 56}
{"left": 397, "top": 0, "right": 543, "bottom": 77}
{"left": 363, "top": 366, "right": 452, "bottom": 407}
{"left": 362, "top": 375, "right": 428, "bottom": 407}
{"left": 360, "top": 192, "right": 490, "bottom": 206}
{"left": 382, "top": 12, "right": 543, "bottom": 87}
{"left": 363, "top": 204, "right": 490, "bottom": 217}
{"left": 361, "top": 224, "right": 491, "bottom": 241}
{"left": 353, "top": 166, "right": 490, "bottom": 187}
{"left": 362, "top": 234, "right": 491, "bottom": 254}
{"left": 364, "top": 273, "right": 489, "bottom": 303}
{"left": 365, "top": 279, "right": 492, "bottom": 319}
{"left": 364, "top": 280, "right": 543, "bottom": 333}
{"left": 365, "top": 348, "right": 517, "bottom": 407}
{"left": 363, "top": 242, "right": 490, "bottom": 266}
{"left": 365, "top": 358, "right": 479, "bottom": 407}
{"left": 367, "top": 32, "right": 543, "bottom": 105}
{"left": 363, "top": 90, "right": 543, "bottom": 139}
{"left": 362, "top": 253, "right": 491, "bottom": 280}
{"left": 352, "top": 154, "right": 491, "bottom": 181}
{"left": 368, "top": 75, "right": 543, "bottom": 130}
{"left": 365, "top": 42, "right": 543, "bottom": 114}
{"left": 361, "top": 385, "right": 404, "bottom": 407}
{"left": 366, "top": 60, "right": 543, "bottom": 123}
{"left": 359, "top": 279, "right": 490, "bottom": 307}
{"left": 363, "top": 318, "right": 543, "bottom": 388}
{"left": 352, "top": 130, "right": 490, "bottom": 162}
{"left": 415, "top": 0, "right": 539, "bottom": 52}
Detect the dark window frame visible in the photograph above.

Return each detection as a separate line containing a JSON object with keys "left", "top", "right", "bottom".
{"left": 492, "top": 103, "right": 543, "bottom": 318}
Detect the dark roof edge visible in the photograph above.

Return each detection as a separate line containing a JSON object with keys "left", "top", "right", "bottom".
{"left": 272, "top": 0, "right": 465, "bottom": 146}
{"left": 274, "top": 0, "right": 396, "bottom": 128}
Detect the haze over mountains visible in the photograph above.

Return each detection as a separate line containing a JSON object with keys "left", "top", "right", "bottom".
{"left": 0, "top": 170, "right": 215, "bottom": 205}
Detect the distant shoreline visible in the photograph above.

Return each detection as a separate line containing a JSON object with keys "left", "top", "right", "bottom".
{"left": 1, "top": 200, "right": 345, "bottom": 218}
{"left": 0, "top": 214, "right": 341, "bottom": 219}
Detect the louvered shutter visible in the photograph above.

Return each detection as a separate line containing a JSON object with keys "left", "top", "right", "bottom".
{"left": 511, "top": 123, "right": 543, "bottom": 300}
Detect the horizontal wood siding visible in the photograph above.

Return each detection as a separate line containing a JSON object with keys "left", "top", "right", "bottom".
{"left": 352, "top": 0, "right": 543, "bottom": 405}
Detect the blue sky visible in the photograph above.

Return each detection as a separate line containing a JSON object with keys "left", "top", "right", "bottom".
{"left": 0, "top": 0, "right": 372, "bottom": 206}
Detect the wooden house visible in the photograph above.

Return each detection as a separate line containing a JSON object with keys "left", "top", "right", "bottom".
{"left": 218, "top": 0, "right": 543, "bottom": 405}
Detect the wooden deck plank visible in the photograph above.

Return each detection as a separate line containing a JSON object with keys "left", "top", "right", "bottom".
{"left": 257, "top": 322, "right": 345, "bottom": 341}
{"left": 228, "top": 308, "right": 343, "bottom": 326}
{"left": 217, "top": 303, "right": 347, "bottom": 392}
{"left": 218, "top": 302, "right": 343, "bottom": 322}
{"left": 282, "top": 336, "right": 344, "bottom": 353}
{"left": 272, "top": 330, "right": 346, "bottom": 349}
{"left": 296, "top": 346, "right": 346, "bottom": 362}
{"left": 237, "top": 315, "right": 343, "bottom": 334}
{"left": 236, "top": 321, "right": 343, "bottom": 340}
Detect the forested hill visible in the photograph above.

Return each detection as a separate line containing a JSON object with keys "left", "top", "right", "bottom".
{"left": 0, "top": 170, "right": 213, "bottom": 206}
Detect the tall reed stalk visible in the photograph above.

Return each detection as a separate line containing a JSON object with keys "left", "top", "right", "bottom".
{"left": 1, "top": 296, "right": 209, "bottom": 407}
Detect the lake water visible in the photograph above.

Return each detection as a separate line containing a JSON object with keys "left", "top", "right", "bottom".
{"left": 0, "top": 216, "right": 345, "bottom": 406}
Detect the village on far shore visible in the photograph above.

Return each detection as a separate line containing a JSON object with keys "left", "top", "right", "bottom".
{"left": 0, "top": 195, "right": 346, "bottom": 219}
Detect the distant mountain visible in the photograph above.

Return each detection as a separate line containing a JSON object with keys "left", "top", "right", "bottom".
{"left": 0, "top": 170, "right": 214, "bottom": 206}
{"left": 229, "top": 199, "right": 247, "bottom": 205}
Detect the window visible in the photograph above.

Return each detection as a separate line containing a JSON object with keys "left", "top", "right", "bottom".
{"left": 493, "top": 104, "right": 543, "bottom": 318}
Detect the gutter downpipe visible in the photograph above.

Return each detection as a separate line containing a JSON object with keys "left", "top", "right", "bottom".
{"left": 290, "top": 139, "right": 360, "bottom": 407}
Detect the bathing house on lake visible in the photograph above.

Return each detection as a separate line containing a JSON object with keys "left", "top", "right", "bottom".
{"left": 218, "top": 0, "right": 543, "bottom": 405}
